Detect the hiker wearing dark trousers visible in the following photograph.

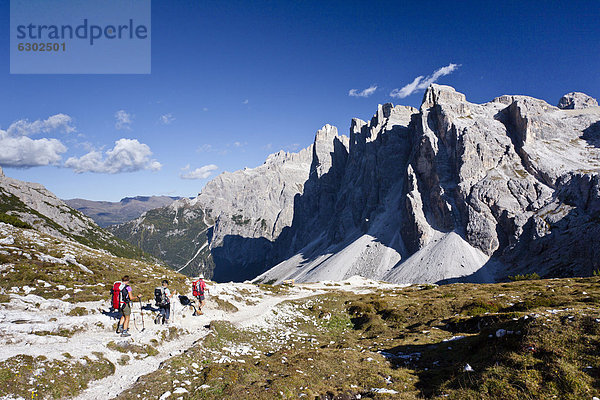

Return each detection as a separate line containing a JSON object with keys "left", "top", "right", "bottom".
{"left": 192, "top": 274, "right": 209, "bottom": 315}
{"left": 155, "top": 279, "right": 172, "bottom": 324}
{"left": 116, "top": 276, "right": 141, "bottom": 337}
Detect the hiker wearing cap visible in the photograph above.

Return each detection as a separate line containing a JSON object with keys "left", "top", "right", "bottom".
{"left": 114, "top": 275, "right": 141, "bottom": 337}
{"left": 154, "top": 279, "right": 172, "bottom": 324}
{"left": 192, "top": 274, "right": 209, "bottom": 315}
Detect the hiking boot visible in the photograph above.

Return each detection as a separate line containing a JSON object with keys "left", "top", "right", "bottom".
{"left": 154, "top": 315, "right": 161, "bottom": 325}
{"left": 121, "top": 329, "right": 131, "bottom": 337}
{"left": 116, "top": 325, "right": 123, "bottom": 334}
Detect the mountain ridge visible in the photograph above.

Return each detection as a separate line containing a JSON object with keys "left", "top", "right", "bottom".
{"left": 112, "top": 85, "right": 600, "bottom": 284}
{"left": 0, "top": 167, "right": 152, "bottom": 261}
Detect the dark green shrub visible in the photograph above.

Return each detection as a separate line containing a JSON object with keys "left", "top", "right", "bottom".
{"left": 0, "top": 213, "right": 32, "bottom": 229}
{"left": 508, "top": 273, "right": 541, "bottom": 281}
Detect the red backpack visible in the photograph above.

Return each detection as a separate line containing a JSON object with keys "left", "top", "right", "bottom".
{"left": 192, "top": 279, "right": 206, "bottom": 297}
{"left": 110, "top": 281, "right": 130, "bottom": 309}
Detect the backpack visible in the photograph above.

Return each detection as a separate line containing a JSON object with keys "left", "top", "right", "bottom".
{"left": 154, "top": 287, "right": 169, "bottom": 306}
{"left": 192, "top": 279, "right": 205, "bottom": 297}
{"left": 110, "top": 281, "right": 121, "bottom": 310}
{"left": 110, "top": 281, "right": 130, "bottom": 310}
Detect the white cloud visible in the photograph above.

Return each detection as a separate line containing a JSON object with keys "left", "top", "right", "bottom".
{"left": 159, "top": 113, "right": 175, "bottom": 124}
{"left": 7, "top": 113, "right": 75, "bottom": 136}
{"left": 65, "top": 138, "right": 162, "bottom": 173}
{"left": 197, "top": 144, "right": 214, "bottom": 153}
{"left": 348, "top": 85, "right": 377, "bottom": 98}
{"left": 242, "top": 99, "right": 249, "bottom": 105}
{"left": 0, "top": 129, "right": 67, "bottom": 167}
{"left": 0, "top": 114, "right": 74, "bottom": 168}
{"left": 390, "top": 63, "right": 461, "bottom": 98}
{"left": 180, "top": 164, "right": 218, "bottom": 180}
{"left": 115, "top": 110, "right": 133, "bottom": 130}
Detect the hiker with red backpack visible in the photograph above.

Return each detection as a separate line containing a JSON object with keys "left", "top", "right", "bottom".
{"left": 111, "top": 275, "right": 141, "bottom": 337}
{"left": 192, "top": 274, "right": 209, "bottom": 315}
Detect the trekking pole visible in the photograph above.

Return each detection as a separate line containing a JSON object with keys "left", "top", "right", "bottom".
{"left": 131, "top": 303, "right": 139, "bottom": 332}
{"left": 172, "top": 292, "right": 176, "bottom": 323}
{"left": 138, "top": 297, "right": 145, "bottom": 332}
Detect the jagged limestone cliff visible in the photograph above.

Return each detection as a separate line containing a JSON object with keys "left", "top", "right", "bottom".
{"left": 113, "top": 85, "right": 600, "bottom": 283}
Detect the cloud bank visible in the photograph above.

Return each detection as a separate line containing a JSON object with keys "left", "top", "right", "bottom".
{"left": 7, "top": 114, "right": 75, "bottom": 136}
{"left": 390, "top": 63, "right": 460, "bottom": 98}
{"left": 0, "top": 114, "right": 74, "bottom": 167}
{"left": 65, "top": 138, "right": 162, "bottom": 173}
{"left": 0, "top": 132, "right": 67, "bottom": 168}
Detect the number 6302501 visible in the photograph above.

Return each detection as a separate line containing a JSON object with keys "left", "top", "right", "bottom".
{"left": 18, "top": 42, "right": 66, "bottom": 51}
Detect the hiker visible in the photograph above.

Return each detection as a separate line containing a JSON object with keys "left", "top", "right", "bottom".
{"left": 113, "top": 275, "right": 141, "bottom": 337}
{"left": 192, "top": 274, "right": 209, "bottom": 315}
{"left": 154, "top": 279, "right": 172, "bottom": 324}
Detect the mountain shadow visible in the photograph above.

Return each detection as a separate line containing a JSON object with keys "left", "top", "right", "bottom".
{"left": 583, "top": 120, "right": 600, "bottom": 148}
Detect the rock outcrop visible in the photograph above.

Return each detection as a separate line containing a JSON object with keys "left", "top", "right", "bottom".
{"left": 558, "top": 92, "right": 599, "bottom": 109}
{"left": 113, "top": 85, "right": 600, "bottom": 284}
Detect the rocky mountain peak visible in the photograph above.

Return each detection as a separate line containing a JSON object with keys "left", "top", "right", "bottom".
{"left": 112, "top": 85, "right": 600, "bottom": 285}
{"left": 421, "top": 84, "right": 467, "bottom": 110}
{"left": 255, "top": 85, "right": 600, "bottom": 284}
{"left": 370, "top": 103, "right": 393, "bottom": 127}
{"left": 0, "top": 166, "right": 3, "bottom": 177}
{"left": 370, "top": 103, "right": 418, "bottom": 130}
{"left": 558, "top": 92, "right": 599, "bottom": 109}
{"left": 315, "top": 124, "right": 338, "bottom": 141}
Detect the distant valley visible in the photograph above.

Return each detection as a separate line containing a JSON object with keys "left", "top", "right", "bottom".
{"left": 65, "top": 196, "right": 183, "bottom": 227}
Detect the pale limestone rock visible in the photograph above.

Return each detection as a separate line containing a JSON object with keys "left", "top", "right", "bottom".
{"left": 0, "top": 170, "right": 135, "bottom": 259}
{"left": 114, "top": 85, "right": 600, "bottom": 284}
{"left": 0, "top": 173, "right": 102, "bottom": 238}
{"left": 558, "top": 92, "right": 598, "bottom": 109}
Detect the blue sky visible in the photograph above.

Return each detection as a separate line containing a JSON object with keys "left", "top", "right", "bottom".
{"left": 0, "top": 0, "right": 598, "bottom": 201}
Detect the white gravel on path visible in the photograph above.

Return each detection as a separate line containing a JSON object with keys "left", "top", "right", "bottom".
{"left": 0, "top": 275, "right": 405, "bottom": 400}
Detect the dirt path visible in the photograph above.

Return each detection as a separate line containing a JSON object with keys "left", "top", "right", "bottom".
{"left": 2, "top": 278, "right": 388, "bottom": 400}
{"left": 74, "top": 286, "right": 322, "bottom": 400}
